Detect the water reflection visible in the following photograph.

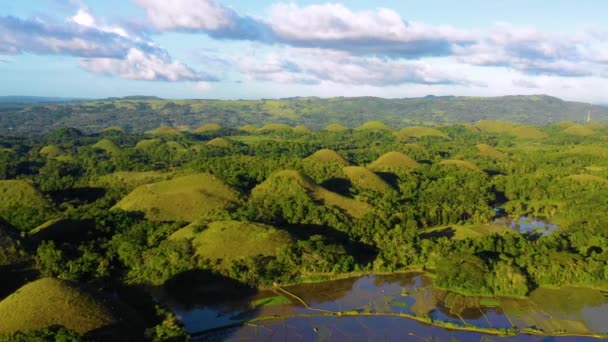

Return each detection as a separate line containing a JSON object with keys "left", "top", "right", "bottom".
{"left": 158, "top": 273, "right": 608, "bottom": 341}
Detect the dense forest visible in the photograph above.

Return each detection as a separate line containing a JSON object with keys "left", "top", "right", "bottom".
{"left": 0, "top": 118, "right": 607, "bottom": 340}
{"left": 1, "top": 95, "right": 607, "bottom": 136}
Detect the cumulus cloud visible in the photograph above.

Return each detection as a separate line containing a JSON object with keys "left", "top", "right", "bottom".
{"left": 132, "top": 1, "right": 608, "bottom": 79}
{"left": 133, "top": 0, "right": 471, "bottom": 58}
{"left": 0, "top": 9, "right": 214, "bottom": 82}
{"left": 238, "top": 49, "right": 474, "bottom": 86}
{"left": 79, "top": 48, "right": 215, "bottom": 81}
{"left": 455, "top": 23, "right": 603, "bottom": 77}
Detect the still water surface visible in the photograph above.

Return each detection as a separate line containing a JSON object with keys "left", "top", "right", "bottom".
{"left": 157, "top": 273, "right": 608, "bottom": 341}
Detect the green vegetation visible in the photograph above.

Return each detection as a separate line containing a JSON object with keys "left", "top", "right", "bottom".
{"left": 2, "top": 95, "right": 607, "bottom": 136}
{"left": 342, "top": 166, "right": 392, "bottom": 193}
{"left": 306, "top": 149, "right": 349, "bottom": 165}
{"left": 356, "top": 121, "right": 393, "bottom": 131}
{"left": 172, "top": 221, "right": 293, "bottom": 267}
{"left": 206, "top": 137, "right": 233, "bottom": 148}
{"left": 253, "top": 295, "right": 292, "bottom": 306}
{"left": 368, "top": 152, "right": 419, "bottom": 172}
{"left": 324, "top": 123, "right": 349, "bottom": 132}
{"left": 565, "top": 124, "right": 595, "bottom": 136}
{"left": 92, "top": 139, "right": 120, "bottom": 154}
{"left": 193, "top": 123, "right": 222, "bottom": 133}
{"left": 0, "top": 115, "right": 607, "bottom": 339}
{"left": 0, "top": 278, "right": 117, "bottom": 335}
{"left": 146, "top": 125, "right": 183, "bottom": 136}
{"left": 396, "top": 126, "right": 448, "bottom": 139}
{"left": 114, "top": 173, "right": 238, "bottom": 222}
{"left": 39, "top": 145, "right": 65, "bottom": 158}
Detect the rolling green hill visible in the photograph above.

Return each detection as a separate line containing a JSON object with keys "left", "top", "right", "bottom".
{"left": 3, "top": 95, "right": 607, "bottom": 135}
{"left": 0, "top": 278, "right": 122, "bottom": 335}
{"left": 342, "top": 166, "right": 393, "bottom": 193}
{"left": 113, "top": 173, "right": 238, "bottom": 222}
{"left": 169, "top": 220, "right": 293, "bottom": 267}
{"left": 368, "top": 152, "right": 419, "bottom": 172}
{"left": 251, "top": 170, "right": 371, "bottom": 218}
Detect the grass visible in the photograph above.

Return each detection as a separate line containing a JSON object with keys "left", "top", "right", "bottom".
{"left": 113, "top": 173, "right": 238, "bottom": 222}
{"left": 28, "top": 218, "right": 83, "bottom": 243}
{"left": 193, "top": 123, "right": 222, "bottom": 133}
{"left": 0, "top": 180, "right": 50, "bottom": 212}
{"left": 258, "top": 123, "right": 293, "bottom": 132}
{"left": 206, "top": 137, "right": 233, "bottom": 148}
{"left": 253, "top": 295, "right": 292, "bottom": 307}
{"left": 306, "top": 149, "right": 349, "bottom": 165}
{"left": 475, "top": 120, "right": 517, "bottom": 133}
{"left": 39, "top": 145, "right": 65, "bottom": 158}
{"left": 239, "top": 124, "right": 258, "bottom": 133}
{"left": 165, "top": 141, "right": 188, "bottom": 153}
{"left": 439, "top": 159, "right": 483, "bottom": 173}
{"left": 293, "top": 125, "right": 313, "bottom": 133}
{"left": 391, "top": 300, "right": 410, "bottom": 308}
{"left": 510, "top": 125, "right": 547, "bottom": 139}
{"left": 566, "top": 174, "right": 608, "bottom": 187}
{"left": 171, "top": 220, "right": 293, "bottom": 267}
{"left": 558, "top": 121, "right": 576, "bottom": 128}
{"left": 396, "top": 126, "right": 449, "bottom": 139}
{"left": 479, "top": 298, "right": 501, "bottom": 307}
{"left": 252, "top": 170, "right": 371, "bottom": 218}
{"left": 476, "top": 144, "right": 505, "bottom": 159}
{"left": 368, "top": 152, "right": 419, "bottom": 172}
{"left": 146, "top": 125, "right": 183, "bottom": 136}
{"left": 134, "top": 139, "right": 162, "bottom": 149}
{"left": 92, "top": 139, "right": 121, "bottom": 155}
{"left": 324, "top": 123, "right": 349, "bottom": 132}
{"left": 342, "top": 166, "right": 393, "bottom": 193}
{"left": 422, "top": 223, "right": 513, "bottom": 240}
{"left": 0, "top": 278, "right": 116, "bottom": 335}
{"left": 461, "top": 123, "right": 481, "bottom": 132}
{"left": 94, "top": 171, "right": 174, "bottom": 190}
{"left": 565, "top": 124, "right": 595, "bottom": 136}
{"left": 355, "top": 121, "right": 393, "bottom": 131}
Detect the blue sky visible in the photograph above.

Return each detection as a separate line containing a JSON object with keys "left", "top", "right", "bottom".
{"left": 1, "top": 1, "right": 607, "bottom": 102}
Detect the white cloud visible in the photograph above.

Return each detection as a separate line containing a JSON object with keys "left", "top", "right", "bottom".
{"left": 238, "top": 48, "right": 474, "bottom": 86}
{"left": 69, "top": 8, "right": 129, "bottom": 37}
{"left": 79, "top": 48, "right": 214, "bottom": 81}
{"left": 133, "top": 0, "right": 235, "bottom": 31}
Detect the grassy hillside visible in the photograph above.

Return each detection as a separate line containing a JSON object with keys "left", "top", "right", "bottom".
{"left": 114, "top": 173, "right": 238, "bottom": 222}
{"left": 306, "top": 149, "right": 350, "bottom": 165}
{"left": 439, "top": 160, "right": 483, "bottom": 173}
{"left": 92, "top": 139, "right": 121, "bottom": 154}
{"left": 206, "top": 137, "right": 233, "bottom": 148}
{"left": 0, "top": 180, "right": 51, "bottom": 212}
{"left": 476, "top": 144, "right": 505, "bottom": 159}
{"left": 251, "top": 170, "right": 371, "bottom": 218}
{"left": 342, "top": 166, "right": 393, "bottom": 193}
{"left": 396, "top": 126, "right": 449, "bottom": 139}
{"left": 193, "top": 123, "right": 222, "bottom": 133}
{"left": 170, "top": 220, "right": 292, "bottom": 267}
{"left": 39, "top": 145, "right": 65, "bottom": 158}
{"left": 0, "top": 278, "right": 117, "bottom": 335}
{"left": 368, "top": 152, "right": 419, "bottom": 172}
{"left": 4, "top": 95, "right": 605, "bottom": 136}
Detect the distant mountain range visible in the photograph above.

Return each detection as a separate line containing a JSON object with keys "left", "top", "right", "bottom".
{"left": 0, "top": 95, "right": 606, "bottom": 135}
{"left": 0, "top": 96, "right": 88, "bottom": 103}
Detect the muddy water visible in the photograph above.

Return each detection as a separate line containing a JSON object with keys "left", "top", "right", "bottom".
{"left": 159, "top": 273, "right": 608, "bottom": 341}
